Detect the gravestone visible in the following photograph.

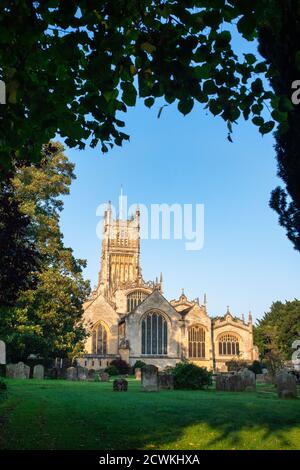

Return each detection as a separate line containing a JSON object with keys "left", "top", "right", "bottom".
{"left": 87, "top": 369, "right": 96, "bottom": 381}
{"left": 276, "top": 371, "right": 297, "bottom": 399}
{"left": 239, "top": 369, "right": 256, "bottom": 391}
{"left": 216, "top": 373, "right": 244, "bottom": 392}
{"left": 0, "top": 340, "right": 6, "bottom": 365}
{"left": 255, "top": 374, "right": 266, "bottom": 383}
{"left": 66, "top": 366, "right": 77, "bottom": 381}
{"left": 56, "top": 367, "right": 67, "bottom": 379}
{"left": 158, "top": 372, "right": 174, "bottom": 390}
{"left": 46, "top": 367, "right": 67, "bottom": 379}
{"left": 77, "top": 367, "right": 88, "bottom": 381}
{"left": 113, "top": 378, "right": 128, "bottom": 391}
{"left": 33, "top": 364, "right": 44, "bottom": 380}
{"left": 141, "top": 365, "right": 159, "bottom": 391}
{"left": 100, "top": 372, "right": 110, "bottom": 382}
{"left": 135, "top": 368, "right": 141, "bottom": 380}
{"left": 6, "top": 362, "right": 30, "bottom": 379}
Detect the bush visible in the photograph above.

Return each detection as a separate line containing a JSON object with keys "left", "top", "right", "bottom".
{"left": 132, "top": 360, "right": 146, "bottom": 371}
{"left": 110, "top": 359, "right": 130, "bottom": 375}
{"left": 105, "top": 365, "right": 119, "bottom": 376}
{"left": 0, "top": 377, "right": 7, "bottom": 391}
{"left": 172, "top": 363, "right": 212, "bottom": 390}
{"left": 248, "top": 360, "right": 263, "bottom": 376}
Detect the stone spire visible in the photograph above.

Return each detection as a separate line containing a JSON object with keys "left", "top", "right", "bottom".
{"left": 248, "top": 310, "right": 253, "bottom": 325}
{"left": 159, "top": 272, "right": 163, "bottom": 292}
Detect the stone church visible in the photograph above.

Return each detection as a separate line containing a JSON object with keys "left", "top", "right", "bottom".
{"left": 78, "top": 203, "right": 258, "bottom": 372}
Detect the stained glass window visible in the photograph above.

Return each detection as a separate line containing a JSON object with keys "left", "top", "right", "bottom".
{"left": 218, "top": 334, "right": 240, "bottom": 356}
{"left": 141, "top": 312, "right": 167, "bottom": 355}
{"left": 188, "top": 326, "right": 205, "bottom": 358}
{"left": 92, "top": 323, "right": 107, "bottom": 355}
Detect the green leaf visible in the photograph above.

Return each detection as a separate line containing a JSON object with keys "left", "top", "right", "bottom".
{"left": 141, "top": 42, "right": 156, "bottom": 54}
{"left": 237, "top": 15, "right": 257, "bottom": 39}
{"left": 178, "top": 98, "right": 194, "bottom": 116}
{"left": 251, "top": 78, "right": 264, "bottom": 95}
{"left": 259, "top": 121, "right": 275, "bottom": 135}
{"left": 209, "top": 100, "right": 222, "bottom": 116}
{"left": 144, "top": 97, "right": 154, "bottom": 108}
{"left": 252, "top": 103, "right": 263, "bottom": 114}
{"left": 254, "top": 62, "right": 267, "bottom": 73}
{"left": 244, "top": 53, "right": 256, "bottom": 65}
{"left": 203, "top": 80, "right": 217, "bottom": 95}
{"left": 194, "top": 64, "right": 211, "bottom": 80}
{"left": 252, "top": 116, "right": 264, "bottom": 126}
{"left": 121, "top": 82, "right": 137, "bottom": 107}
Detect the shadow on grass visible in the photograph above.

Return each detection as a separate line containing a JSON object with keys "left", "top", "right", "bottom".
{"left": 0, "top": 380, "right": 299, "bottom": 450}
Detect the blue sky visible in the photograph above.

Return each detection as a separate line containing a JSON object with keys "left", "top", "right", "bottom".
{"left": 59, "top": 95, "right": 300, "bottom": 324}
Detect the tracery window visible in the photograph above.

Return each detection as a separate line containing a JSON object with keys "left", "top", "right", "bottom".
{"left": 188, "top": 326, "right": 205, "bottom": 358}
{"left": 218, "top": 334, "right": 240, "bottom": 356}
{"left": 141, "top": 312, "right": 167, "bottom": 355}
{"left": 127, "top": 290, "right": 147, "bottom": 312}
{"left": 92, "top": 322, "right": 107, "bottom": 355}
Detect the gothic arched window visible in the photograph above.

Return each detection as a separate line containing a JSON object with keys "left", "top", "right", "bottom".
{"left": 92, "top": 323, "right": 107, "bottom": 355}
{"left": 127, "top": 290, "right": 148, "bottom": 312}
{"left": 141, "top": 312, "right": 167, "bottom": 355}
{"left": 188, "top": 326, "right": 205, "bottom": 358}
{"left": 218, "top": 334, "right": 240, "bottom": 356}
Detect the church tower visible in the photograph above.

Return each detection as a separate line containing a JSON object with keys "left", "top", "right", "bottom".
{"left": 98, "top": 201, "right": 141, "bottom": 297}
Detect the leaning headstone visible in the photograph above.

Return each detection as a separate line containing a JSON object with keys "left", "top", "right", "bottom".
{"left": 6, "top": 364, "right": 16, "bottom": 378}
{"left": 16, "top": 362, "right": 30, "bottom": 379}
{"left": 141, "top": 365, "right": 159, "bottom": 391}
{"left": 33, "top": 364, "right": 44, "bottom": 380}
{"left": 100, "top": 372, "right": 110, "bottom": 382}
{"left": 135, "top": 368, "right": 141, "bottom": 380}
{"left": 216, "top": 373, "right": 244, "bottom": 392}
{"left": 77, "top": 366, "right": 88, "bottom": 381}
{"left": 6, "top": 362, "right": 30, "bottom": 379}
{"left": 0, "top": 340, "right": 6, "bottom": 365}
{"left": 66, "top": 366, "right": 77, "bottom": 381}
{"left": 113, "top": 378, "right": 128, "bottom": 391}
{"left": 158, "top": 372, "right": 174, "bottom": 390}
{"left": 239, "top": 369, "right": 256, "bottom": 391}
{"left": 87, "top": 369, "right": 96, "bottom": 381}
{"left": 276, "top": 371, "right": 297, "bottom": 399}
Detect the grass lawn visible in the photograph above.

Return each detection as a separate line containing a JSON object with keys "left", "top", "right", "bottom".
{"left": 0, "top": 378, "right": 299, "bottom": 450}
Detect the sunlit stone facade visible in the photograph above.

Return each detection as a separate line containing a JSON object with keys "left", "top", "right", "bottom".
{"left": 78, "top": 204, "right": 258, "bottom": 371}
